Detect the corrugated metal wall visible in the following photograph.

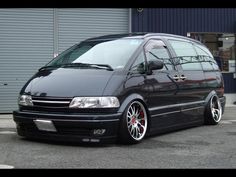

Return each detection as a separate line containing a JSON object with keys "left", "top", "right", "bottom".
{"left": 0, "top": 8, "right": 54, "bottom": 113}
{"left": 58, "top": 8, "right": 129, "bottom": 54}
{"left": 223, "top": 73, "right": 236, "bottom": 93}
{"left": 132, "top": 8, "right": 236, "bottom": 35}
{"left": 0, "top": 8, "right": 129, "bottom": 113}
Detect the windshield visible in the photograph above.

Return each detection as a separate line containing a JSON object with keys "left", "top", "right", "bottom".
{"left": 46, "top": 38, "right": 143, "bottom": 70}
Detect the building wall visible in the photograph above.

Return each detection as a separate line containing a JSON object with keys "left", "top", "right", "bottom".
{"left": 132, "top": 8, "right": 236, "bottom": 35}
{"left": 0, "top": 8, "right": 129, "bottom": 113}
{"left": 132, "top": 8, "right": 236, "bottom": 93}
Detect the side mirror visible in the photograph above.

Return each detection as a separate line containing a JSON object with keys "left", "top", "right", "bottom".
{"left": 148, "top": 60, "right": 164, "bottom": 73}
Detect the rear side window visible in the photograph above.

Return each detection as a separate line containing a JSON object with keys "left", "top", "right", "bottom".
{"left": 169, "top": 40, "right": 202, "bottom": 71}
{"left": 193, "top": 44, "right": 213, "bottom": 71}
{"left": 194, "top": 43, "right": 213, "bottom": 58}
{"left": 193, "top": 43, "right": 219, "bottom": 71}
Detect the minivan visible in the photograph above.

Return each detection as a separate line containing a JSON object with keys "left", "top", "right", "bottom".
{"left": 13, "top": 33, "right": 226, "bottom": 144}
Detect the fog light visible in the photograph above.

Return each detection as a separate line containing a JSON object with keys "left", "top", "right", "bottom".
{"left": 93, "top": 129, "right": 106, "bottom": 135}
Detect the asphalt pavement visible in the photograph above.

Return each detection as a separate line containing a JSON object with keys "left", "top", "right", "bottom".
{"left": 0, "top": 107, "right": 236, "bottom": 169}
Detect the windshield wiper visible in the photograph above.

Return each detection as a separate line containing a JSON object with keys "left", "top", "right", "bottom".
{"left": 62, "top": 63, "right": 113, "bottom": 71}
{"left": 38, "top": 63, "right": 84, "bottom": 71}
{"left": 39, "top": 63, "right": 113, "bottom": 71}
{"left": 88, "top": 64, "right": 113, "bottom": 71}
{"left": 38, "top": 65, "right": 60, "bottom": 71}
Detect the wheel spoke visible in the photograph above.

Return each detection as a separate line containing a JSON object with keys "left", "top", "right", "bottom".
{"left": 210, "top": 96, "right": 222, "bottom": 123}
{"left": 215, "top": 109, "right": 220, "bottom": 115}
{"left": 214, "top": 113, "right": 219, "bottom": 120}
{"left": 128, "top": 121, "right": 132, "bottom": 128}
{"left": 130, "top": 106, "right": 134, "bottom": 115}
{"left": 135, "top": 107, "right": 139, "bottom": 117}
{"left": 128, "top": 111, "right": 132, "bottom": 117}
{"left": 127, "top": 117, "right": 132, "bottom": 123}
{"left": 135, "top": 127, "right": 139, "bottom": 138}
{"left": 130, "top": 126, "right": 135, "bottom": 136}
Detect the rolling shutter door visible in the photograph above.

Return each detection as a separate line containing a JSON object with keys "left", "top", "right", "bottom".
{"left": 0, "top": 8, "right": 129, "bottom": 113}
{"left": 0, "top": 9, "right": 54, "bottom": 113}
{"left": 58, "top": 8, "right": 129, "bottom": 54}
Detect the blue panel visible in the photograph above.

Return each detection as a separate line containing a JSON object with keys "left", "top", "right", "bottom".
{"left": 222, "top": 73, "right": 236, "bottom": 93}
{"left": 132, "top": 8, "right": 236, "bottom": 35}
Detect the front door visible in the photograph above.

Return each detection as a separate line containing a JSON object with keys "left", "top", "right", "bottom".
{"left": 143, "top": 39, "right": 182, "bottom": 132}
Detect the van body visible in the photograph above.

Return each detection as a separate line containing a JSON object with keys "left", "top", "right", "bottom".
{"left": 13, "top": 33, "right": 226, "bottom": 144}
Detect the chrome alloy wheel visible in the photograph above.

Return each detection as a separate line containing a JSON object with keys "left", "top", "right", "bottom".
{"left": 210, "top": 95, "right": 222, "bottom": 123}
{"left": 126, "top": 101, "right": 147, "bottom": 141}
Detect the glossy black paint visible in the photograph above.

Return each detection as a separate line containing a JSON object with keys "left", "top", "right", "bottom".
{"left": 13, "top": 33, "right": 226, "bottom": 143}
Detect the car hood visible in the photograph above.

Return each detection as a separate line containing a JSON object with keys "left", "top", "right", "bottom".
{"left": 22, "top": 68, "right": 115, "bottom": 97}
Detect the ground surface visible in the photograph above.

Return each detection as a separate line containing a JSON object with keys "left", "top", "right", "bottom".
{"left": 0, "top": 107, "right": 236, "bottom": 169}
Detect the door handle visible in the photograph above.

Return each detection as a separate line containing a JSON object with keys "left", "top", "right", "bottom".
{"left": 172, "top": 75, "right": 180, "bottom": 81}
{"left": 179, "top": 75, "right": 187, "bottom": 80}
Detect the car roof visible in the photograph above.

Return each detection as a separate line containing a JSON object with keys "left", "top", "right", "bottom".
{"left": 84, "top": 32, "right": 203, "bottom": 45}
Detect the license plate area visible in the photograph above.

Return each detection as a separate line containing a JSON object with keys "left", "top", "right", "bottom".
{"left": 34, "top": 119, "right": 57, "bottom": 132}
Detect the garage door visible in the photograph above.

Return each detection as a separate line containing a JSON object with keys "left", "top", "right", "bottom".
{"left": 0, "top": 8, "right": 129, "bottom": 113}
{"left": 0, "top": 8, "right": 54, "bottom": 113}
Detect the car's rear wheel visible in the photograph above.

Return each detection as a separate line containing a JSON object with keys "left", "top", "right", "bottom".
{"left": 119, "top": 100, "right": 148, "bottom": 144}
{"left": 204, "top": 95, "right": 222, "bottom": 125}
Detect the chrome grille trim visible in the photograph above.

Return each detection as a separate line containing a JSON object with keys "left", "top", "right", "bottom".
{"left": 32, "top": 100, "right": 70, "bottom": 104}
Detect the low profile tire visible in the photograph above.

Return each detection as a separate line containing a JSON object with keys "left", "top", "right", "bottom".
{"left": 118, "top": 100, "right": 148, "bottom": 144}
{"left": 204, "top": 95, "right": 222, "bottom": 125}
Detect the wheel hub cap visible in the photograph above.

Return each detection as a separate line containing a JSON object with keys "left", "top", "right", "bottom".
{"left": 126, "top": 101, "right": 147, "bottom": 141}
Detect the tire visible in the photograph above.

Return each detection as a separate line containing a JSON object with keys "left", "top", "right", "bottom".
{"left": 118, "top": 100, "right": 148, "bottom": 144}
{"left": 204, "top": 95, "right": 222, "bottom": 125}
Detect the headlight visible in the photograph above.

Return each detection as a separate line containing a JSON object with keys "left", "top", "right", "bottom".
{"left": 69, "top": 97, "right": 120, "bottom": 108}
{"left": 18, "top": 95, "right": 33, "bottom": 106}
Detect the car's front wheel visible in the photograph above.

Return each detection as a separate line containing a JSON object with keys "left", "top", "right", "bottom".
{"left": 118, "top": 100, "right": 148, "bottom": 144}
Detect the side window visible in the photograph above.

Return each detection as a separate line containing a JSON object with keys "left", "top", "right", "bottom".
{"left": 130, "top": 51, "right": 146, "bottom": 73}
{"left": 169, "top": 40, "right": 202, "bottom": 71}
{"left": 194, "top": 43, "right": 214, "bottom": 58}
{"left": 145, "top": 40, "right": 174, "bottom": 71}
{"left": 194, "top": 45, "right": 209, "bottom": 56}
{"left": 193, "top": 44, "right": 214, "bottom": 71}
{"left": 211, "top": 60, "right": 220, "bottom": 71}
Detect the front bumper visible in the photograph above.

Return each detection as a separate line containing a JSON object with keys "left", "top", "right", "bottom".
{"left": 13, "top": 110, "right": 122, "bottom": 143}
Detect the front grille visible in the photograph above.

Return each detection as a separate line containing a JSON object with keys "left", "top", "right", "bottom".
{"left": 32, "top": 97, "right": 72, "bottom": 108}
{"left": 20, "top": 96, "right": 73, "bottom": 113}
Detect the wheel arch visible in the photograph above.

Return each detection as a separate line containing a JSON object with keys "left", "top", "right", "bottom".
{"left": 118, "top": 93, "right": 148, "bottom": 114}
{"left": 117, "top": 93, "right": 151, "bottom": 132}
{"left": 204, "top": 90, "right": 217, "bottom": 107}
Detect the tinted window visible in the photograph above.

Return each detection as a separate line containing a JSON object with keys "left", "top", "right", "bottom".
{"left": 194, "top": 43, "right": 214, "bottom": 58}
{"left": 47, "top": 39, "right": 143, "bottom": 70}
{"left": 212, "top": 61, "right": 220, "bottom": 71}
{"left": 130, "top": 51, "right": 146, "bottom": 73}
{"left": 145, "top": 40, "right": 174, "bottom": 70}
{"left": 199, "top": 56, "right": 214, "bottom": 71}
{"left": 169, "top": 40, "right": 202, "bottom": 71}
{"left": 194, "top": 44, "right": 215, "bottom": 71}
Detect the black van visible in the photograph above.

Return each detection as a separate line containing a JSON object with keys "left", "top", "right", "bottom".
{"left": 13, "top": 33, "right": 226, "bottom": 144}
